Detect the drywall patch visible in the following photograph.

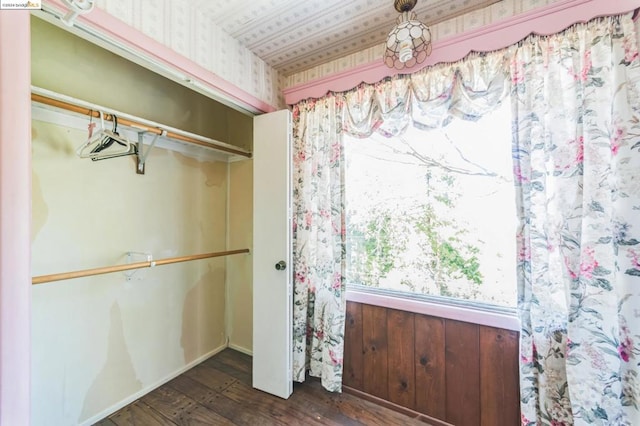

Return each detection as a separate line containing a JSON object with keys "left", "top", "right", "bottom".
{"left": 79, "top": 302, "right": 142, "bottom": 423}
{"left": 181, "top": 264, "right": 226, "bottom": 364}
{"left": 173, "top": 152, "right": 226, "bottom": 187}
{"left": 31, "top": 171, "right": 49, "bottom": 242}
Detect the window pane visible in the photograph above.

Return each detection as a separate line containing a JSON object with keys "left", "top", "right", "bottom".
{"left": 344, "top": 102, "right": 517, "bottom": 308}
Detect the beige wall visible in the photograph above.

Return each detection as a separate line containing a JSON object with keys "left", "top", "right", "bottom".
{"left": 31, "top": 119, "right": 229, "bottom": 425}
{"left": 227, "top": 111, "right": 254, "bottom": 153}
{"left": 30, "top": 16, "right": 255, "bottom": 426}
{"left": 31, "top": 16, "right": 253, "bottom": 147}
{"left": 226, "top": 160, "right": 254, "bottom": 353}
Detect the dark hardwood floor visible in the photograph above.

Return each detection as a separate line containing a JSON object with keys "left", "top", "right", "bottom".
{"left": 95, "top": 349, "right": 431, "bottom": 425}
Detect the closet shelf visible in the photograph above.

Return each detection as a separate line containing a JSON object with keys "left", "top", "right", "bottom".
{"left": 31, "top": 86, "right": 252, "bottom": 159}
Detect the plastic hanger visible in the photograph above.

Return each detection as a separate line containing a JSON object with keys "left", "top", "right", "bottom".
{"left": 89, "top": 115, "right": 137, "bottom": 161}
{"left": 76, "top": 111, "right": 136, "bottom": 161}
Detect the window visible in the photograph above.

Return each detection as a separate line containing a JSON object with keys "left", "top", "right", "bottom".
{"left": 344, "top": 101, "right": 517, "bottom": 308}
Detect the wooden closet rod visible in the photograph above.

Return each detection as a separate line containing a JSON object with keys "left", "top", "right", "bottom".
{"left": 30, "top": 90, "right": 252, "bottom": 158}
{"left": 32, "top": 249, "right": 250, "bottom": 285}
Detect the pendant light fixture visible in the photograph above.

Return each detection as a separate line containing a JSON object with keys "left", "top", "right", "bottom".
{"left": 383, "top": 0, "right": 432, "bottom": 69}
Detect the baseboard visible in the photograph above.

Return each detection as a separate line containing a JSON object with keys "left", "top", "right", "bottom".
{"left": 342, "top": 385, "right": 453, "bottom": 426}
{"left": 227, "top": 342, "right": 253, "bottom": 356}
{"left": 80, "top": 343, "right": 228, "bottom": 426}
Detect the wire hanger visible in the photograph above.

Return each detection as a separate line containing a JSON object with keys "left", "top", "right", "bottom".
{"left": 76, "top": 111, "right": 136, "bottom": 161}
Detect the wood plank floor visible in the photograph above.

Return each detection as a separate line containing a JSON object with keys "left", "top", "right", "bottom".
{"left": 95, "top": 349, "right": 431, "bottom": 425}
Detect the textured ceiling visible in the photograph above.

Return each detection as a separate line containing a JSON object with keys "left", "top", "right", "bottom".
{"left": 177, "top": 0, "right": 501, "bottom": 76}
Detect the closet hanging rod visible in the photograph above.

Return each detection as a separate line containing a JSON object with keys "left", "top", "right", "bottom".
{"left": 30, "top": 86, "right": 252, "bottom": 158}
{"left": 32, "top": 249, "right": 250, "bottom": 285}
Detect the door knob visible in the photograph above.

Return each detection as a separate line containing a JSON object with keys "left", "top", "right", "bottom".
{"left": 275, "top": 260, "right": 287, "bottom": 271}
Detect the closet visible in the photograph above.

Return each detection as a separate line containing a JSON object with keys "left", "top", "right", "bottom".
{"left": 30, "top": 16, "right": 256, "bottom": 425}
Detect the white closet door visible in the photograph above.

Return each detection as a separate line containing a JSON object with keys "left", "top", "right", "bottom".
{"left": 252, "top": 109, "right": 293, "bottom": 399}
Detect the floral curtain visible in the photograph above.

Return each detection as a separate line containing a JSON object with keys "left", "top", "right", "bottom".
{"left": 511, "top": 15, "right": 640, "bottom": 425}
{"left": 292, "top": 11, "right": 640, "bottom": 404}
{"left": 342, "top": 52, "right": 510, "bottom": 138}
{"left": 291, "top": 52, "right": 510, "bottom": 392}
{"left": 292, "top": 96, "right": 347, "bottom": 392}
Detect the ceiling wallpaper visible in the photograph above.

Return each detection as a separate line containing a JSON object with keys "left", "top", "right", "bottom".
{"left": 94, "top": 0, "right": 565, "bottom": 109}
{"left": 173, "top": 0, "right": 501, "bottom": 75}
{"left": 285, "top": 0, "right": 563, "bottom": 88}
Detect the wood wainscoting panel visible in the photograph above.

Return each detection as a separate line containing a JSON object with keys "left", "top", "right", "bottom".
{"left": 479, "top": 325, "right": 520, "bottom": 426}
{"left": 342, "top": 301, "right": 519, "bottom": 425}
{"left": 445, "top": 320, "right": 480, "bottom": 426}
{"left": 343, "top": 302, "right": 364, "bottom": 389}
{"left": 415, "top": 315, "right": 446, "bottom": 420}
{"left": 386, "top": 309, "right": 416, "bottom": 409}
{"left": 362, "top": 304, "right": 389, "bottom": 399}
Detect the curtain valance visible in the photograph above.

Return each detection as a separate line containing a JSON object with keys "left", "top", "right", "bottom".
{"left": 295, "top": 49, "right": 511, "bottom": 140}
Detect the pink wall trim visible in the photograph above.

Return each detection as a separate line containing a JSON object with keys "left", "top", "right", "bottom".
{"left": 347, "top": 290, "right": 520, "bottom": 331}
{"left": 43, "top": 0, "right": 277, "bottom": 114}
{"left": 284, "top": 0, "right": 640, "bottom": 104}
{"left": 0, "top": 11, "right": 32, "bottom": 426}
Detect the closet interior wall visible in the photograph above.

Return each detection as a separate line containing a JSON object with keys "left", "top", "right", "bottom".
{"left": 30, "top": 17, "right": 253, "bottom": 426}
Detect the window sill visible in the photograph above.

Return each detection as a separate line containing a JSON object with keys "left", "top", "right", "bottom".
{"left": 346, "top": 289, "right": 520, "bottom": 332}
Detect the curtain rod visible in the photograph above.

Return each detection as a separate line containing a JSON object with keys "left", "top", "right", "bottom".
{"left": 31, "top": 86, "right": 252, "bottom": 158}
{"left": 32, "top": 249, "right": 250, "bottom": 285}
